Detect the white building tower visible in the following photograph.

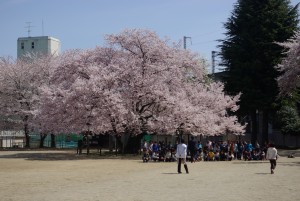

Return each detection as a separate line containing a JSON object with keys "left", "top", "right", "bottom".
{"left": 17, "top": 36, "right": 61, "bottom": 58}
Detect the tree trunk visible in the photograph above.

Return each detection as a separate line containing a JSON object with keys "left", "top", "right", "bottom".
{"left": 24, "top": 116, "right": 30, "bottom": 148}
{"left": 50, "top": 134, "right": 56, "bottom": 148}
{"left": 262, "top": 110, "right": 269, "bottom": 144}
{"left": 25, "top": 134, "right": 30, "bottom": 148}
{"left": 250, "top": 110, "right": 258, "bottom": 144}
{"left": 124, "top": 133, "right": 143, "bottom": 154}
{"left": 39, "top": 134, "right": 47, "bottom": 148}
{"left": 115, "top": 135, "right": 123, "bottom": 156}
{"left": 85, "top": 134, "right": 90, "bottom": 155}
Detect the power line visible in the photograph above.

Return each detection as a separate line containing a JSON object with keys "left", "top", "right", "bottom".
{"left": 191, "top": 29, "right": 223, "bottom": 39}
{"left": 192, "top": 40, "right": 217, "bottom": 46}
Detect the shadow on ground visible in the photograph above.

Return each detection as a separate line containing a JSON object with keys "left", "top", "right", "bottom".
{"left": 255, "top": 173, "right": 270, "bottom": 175}
{"left": 232, "top": 160, "right": 300, "bottom": 167}
{"left": 0, "top": 152, "right": 142, "bottom": 161}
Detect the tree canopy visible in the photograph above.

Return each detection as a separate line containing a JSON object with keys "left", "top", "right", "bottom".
{"left": 219, "top": 0, "right": 299, "bottom": 143}
{"left": 277, "top": 31, "right": 300, "bottom": 97}
{"left": 0, "top": 29, "right": 245, "bottom": 148}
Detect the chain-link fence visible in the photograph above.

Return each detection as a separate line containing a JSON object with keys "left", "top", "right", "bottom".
{"left": 0, "top": 132, "right": 81, "bottom": 149}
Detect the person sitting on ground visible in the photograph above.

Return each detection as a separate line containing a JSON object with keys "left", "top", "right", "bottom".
{"left": 252, "top": 150, "right": 259, "bottom": 160}
{"left": 142, "top": 148, "right": 149, "bottom": 163}
{"left": 227, "top": 151, "right": 234, "bottom": 161}
{"left": 152, "top": 151, "right": 159, "bottom": 162}
{"left": 261, "top": 150, "right": 266, "bottom": 160}
{"left": 164, "top": 149, "right": 172, "bottom": 162}
{"left": 158, "top": 149, "right": 165, "bottom": 162}
{"left": 220, "top": 150, "right": 227, "bottom": 161}
{"left": 208, "top": 150, "right": 215, "bottom": 161}
{"left": 243, "top": 150, "right": 251, "bottom": 161}
{"left": 214, "top": 151, "right": 220, "bottom": 161}
{"left": 203, "top": 150, "right": 208, "bottom": 161}
{"left": 197, "top": 151, "right": 203, "bottom": 161}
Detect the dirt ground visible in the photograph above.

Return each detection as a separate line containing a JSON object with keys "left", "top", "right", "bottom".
{"left": 0, "top": 150, "right": 299, "bottom": 201}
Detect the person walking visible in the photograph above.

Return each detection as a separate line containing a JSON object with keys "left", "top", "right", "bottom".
{"left": 266, "top": 143, "right": 278, "bottom": 174}
{"left": 77, "top": 139, "right": 83, "bottom": 155}
{"left": 176, "top": 139, "right": 189, "bottom": 174}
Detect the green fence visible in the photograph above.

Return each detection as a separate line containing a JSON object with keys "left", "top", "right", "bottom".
{"left": 29, "top": 133, "right": 81, "bottom": 148}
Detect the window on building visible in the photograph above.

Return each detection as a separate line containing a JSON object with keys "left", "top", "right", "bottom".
{"left": 21, "top": 42, "right": 24, "bottom": 49}
{"left": 31, "top": 42, "right": 34, "bottom": 49}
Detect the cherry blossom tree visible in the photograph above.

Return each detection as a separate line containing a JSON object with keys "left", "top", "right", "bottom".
{"left": 0, "top": 55, "right": 55, "bottom": 147}
{"left": 38, "top": 47, "right": 136, "bottom": 152}
{"left": 0, "top": 29, "right": 245, "bottom": 151}
{"left": 105, "top": 29, "right": 244, "bottom": 137}
{"left": 179, "top": 82, "right": 243, "bottom": 136}
{"left": 104, "top": 29, "right": 208, "bottom": 135}
{"left": 37, "top": 48, "right": 134, "bottom": 153}
{"left": 277, "top": 31, "right": 300, "bottom": 97}
{"left": 37, "top": 29, "right": 245, "bottom": 153}
{"left": 276, "top": 32, "right": 300, "bottom": 136}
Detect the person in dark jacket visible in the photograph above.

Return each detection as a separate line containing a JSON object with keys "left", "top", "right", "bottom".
{"left": 188, "top": 136, "right": 197, "bottom": 163}
{"left": 77, "top": 139, "right": 83, "bottom": 155}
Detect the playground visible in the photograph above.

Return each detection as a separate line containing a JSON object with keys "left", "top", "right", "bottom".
{"left": 0, "top": 150, "right": 299, "bottom": 201}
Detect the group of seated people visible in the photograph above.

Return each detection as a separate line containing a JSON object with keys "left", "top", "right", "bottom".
{"left": 201, "top": 140, "right": 267, "bottom": 161}
{"left": 141, "top": 140, "right": 267, "bottom": 163}
{"left": 202, "top": 150, "right": 235, "bottom": 161}
{"left": 242, "top": 148, "right": 266, "bottom": 161}
{"left": 142, "top": 141, "right": 177, "bottom": 163}
{"left": 142, "top": 147, "right": 177, "bottom": 162}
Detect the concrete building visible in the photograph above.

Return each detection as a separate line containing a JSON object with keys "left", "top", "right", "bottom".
{"left": 17, "top": 36, "right": 60, "bottom": 58}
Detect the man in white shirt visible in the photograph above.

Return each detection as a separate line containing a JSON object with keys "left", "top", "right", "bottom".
{"left": 266, "top": 143, "right": 278, "bottom": 174}
{"left": 176, "top": 139, "right": 189, "bottom": 174}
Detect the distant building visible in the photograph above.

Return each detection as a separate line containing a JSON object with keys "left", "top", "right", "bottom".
{"left": 208, "top": 71, "right": 228, "bottom": 82}
{"left": 17, "top": 36, "right": 60, "bottom": 58}
{"left": 0, "top": 130, "right": 25, "bottom": 148}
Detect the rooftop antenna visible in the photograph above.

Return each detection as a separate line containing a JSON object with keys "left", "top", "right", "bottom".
{"left": 42, "top": 19, "right": 44, "bottom": 36}
{"left": 25, "top": 22, "right": 34, "bottom": 37}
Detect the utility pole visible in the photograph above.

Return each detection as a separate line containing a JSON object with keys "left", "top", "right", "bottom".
{"left": 183, "top": 36, "right": 192, "bottom": 49}
{"left": 211, "top": 51, "right": 217, "bottom": 74}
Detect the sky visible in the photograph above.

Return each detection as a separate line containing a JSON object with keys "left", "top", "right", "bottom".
{"left": 1, "top": 0, "right": 299, "bottom": 72}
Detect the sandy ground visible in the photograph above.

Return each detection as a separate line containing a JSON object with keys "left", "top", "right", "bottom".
{"left": 0, "top": 150, "right": 299, "bottom": 201}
